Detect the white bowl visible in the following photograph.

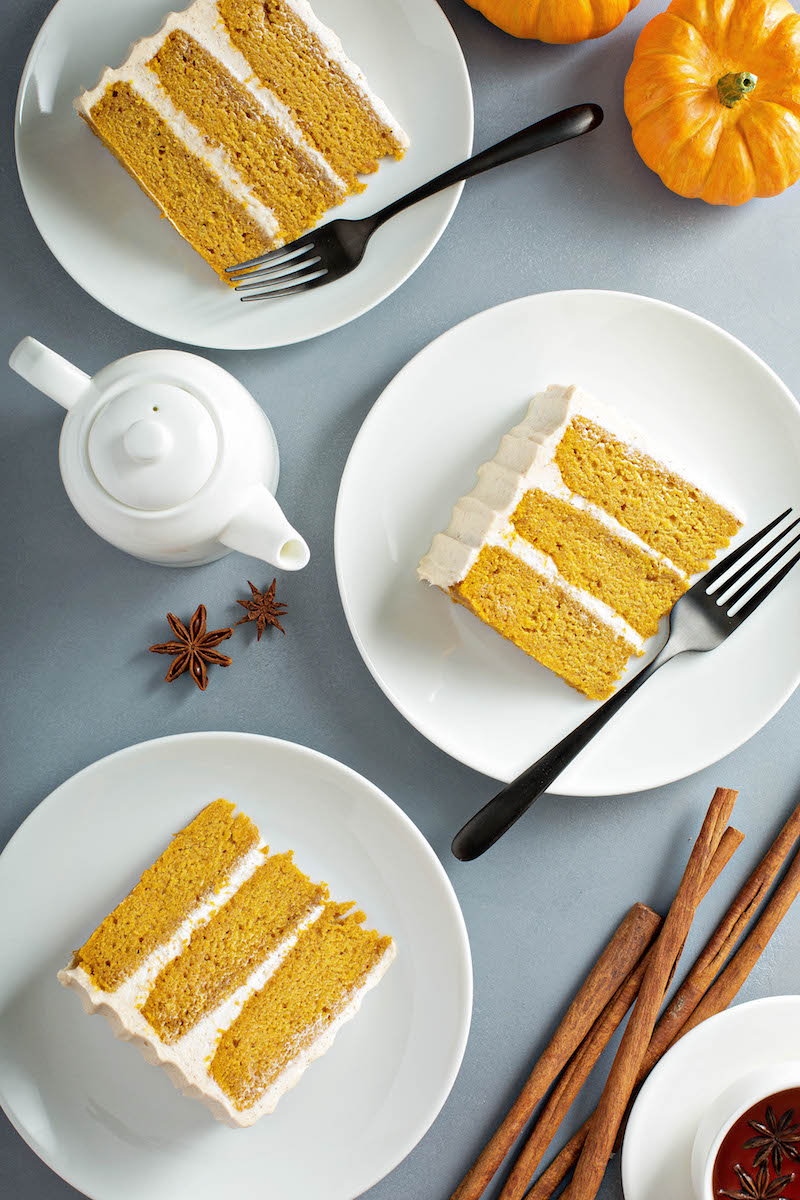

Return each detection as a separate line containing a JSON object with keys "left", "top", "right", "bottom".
{"left": 690, "top": 1061, "right": 800, "bottom": 1199}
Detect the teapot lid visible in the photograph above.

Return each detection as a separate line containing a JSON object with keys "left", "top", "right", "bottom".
{"left": 88, "top": 383, "right": 217, "bottom": 510}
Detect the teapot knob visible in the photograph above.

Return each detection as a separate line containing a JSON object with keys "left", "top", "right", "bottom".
{"left": 123, "top": 419, "right": 173, "bottom": 463}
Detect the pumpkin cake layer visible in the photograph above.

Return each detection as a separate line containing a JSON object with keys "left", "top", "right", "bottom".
{"left": 86, "top": 83, "right": 277, "bottom": 279}
{"left": 511, "top": 488, "right": 687, "bottom": 638}
{"left": 70, "top": 799, "right": 259, "bottom": 991}
{"left": 554, "top": 417, "right": 742, "bottom": 575}
{"left": 75, "top": 0, "right": 409, "bottom": 282}
{"left": 211, "top": 902, "right": 394, "bottom": 1110}
{"left": 59, "top": 801, "right": 395, "bottom": 1126}
{"left": 456, "top": 542, "right": 636, "bottom": 701}
{"left": 418, "top": 384, "right": 742, "bottom": 701}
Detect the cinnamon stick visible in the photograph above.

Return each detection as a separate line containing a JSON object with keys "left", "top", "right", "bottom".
{"left": 678, "top": 838, "right": 800, "bottom": 1041}
{"left": 526, "top": 1134, "right": 582, "bottom": 1200}
{"left": 560, "top": 786, "right": 738, "bottom": 1200}
{"left": 528, "top": 793, "right": 800, "bottom": 1200}
{"left": 498, "top": 826, "right": 743, "bottom": 1200}
{"left": 449, "top": 902, "right": 661, "bottom": 1200}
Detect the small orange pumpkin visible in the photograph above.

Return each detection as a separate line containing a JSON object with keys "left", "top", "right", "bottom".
{"left": 625, "top": 0, "right": 800, "bottom": 205}
{"left": 464, "top": 0, "right": 640, "bottom": 43}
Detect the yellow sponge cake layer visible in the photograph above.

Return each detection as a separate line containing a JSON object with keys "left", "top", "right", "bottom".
{"left": 555, "top": 416, "right": 742, "bottom": 575}
{"left": 511, "top": 488, "right": 687, "bottom": 638}
{"left": 210, "top": 902, "right": 394, "bottom": 1110}
{"left": 71, "top": 800, "right": 259, "bottom": 991}
{"left": 217, "top": 0, "right": 407, "bottom": 190}
{"left": 141, "top": 851, "right": 328, "bottom": 1043}
{"left": 149, "top": 30, "right": 346, "bottom": 245}
{"left": 85, "top": 83, "right": 274, "bottom": 280}
{"left": 455, "top": 544, "right": 636, "bottom": 702}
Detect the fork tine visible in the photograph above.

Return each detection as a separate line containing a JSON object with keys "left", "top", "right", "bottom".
{"left": 713, "top": 515, "right": 800, "bottom": 601}
{"left": 728, "top": 545, "right": 800, "bottom": 625}
{"left": 229, "top": 253, "right": 321, "bottom": 286}
{"left": 703, "top": 508, "right": 793, "bottom": 589}
{"left": 234, "top": 267, "right": 326, "bottom": 294}
{"left": 724, "top": 529, "right": 800, "bottom": 613}
{"left": 237, "top": 269, "right": 329, "bottom": 301}
{"left": 240, "top": 285, "right": 310, "bottom": 303}
{"left": 225, "top": 239, "right": 313, "bottom": 276}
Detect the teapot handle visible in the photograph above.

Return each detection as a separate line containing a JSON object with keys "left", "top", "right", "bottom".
{"left": 9, "top": 338, "right": 92, "bottom": 410}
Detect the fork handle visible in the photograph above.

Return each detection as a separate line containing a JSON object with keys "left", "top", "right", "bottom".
{"left": 370, "top": 103, "right": 604, "bottom": 230}
{"left": 451, "top": 640, "right": 677, "bottom": 862}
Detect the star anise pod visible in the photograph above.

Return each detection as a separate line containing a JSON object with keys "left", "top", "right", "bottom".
{"left": 149, "top": 605, "right": 232, "bottom": 690}
{"left": 235, "top": 579, "right": 287, "bottom": 640}
{"left": 745, "top": 1107, "right": 800, "bottom": 1173}
{"left": 719, "top": 1163, "right": 795, "bottom": 1200}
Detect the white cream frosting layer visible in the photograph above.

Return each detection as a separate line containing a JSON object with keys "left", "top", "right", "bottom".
{"left": 58, "top": 835, "right": 395, "bottom": 1127}
{"left": 417, "top": 382, "right": 741, "bottom": 627}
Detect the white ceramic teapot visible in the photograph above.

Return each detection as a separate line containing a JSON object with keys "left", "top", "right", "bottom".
{"left": 9, "top": 338, "right": 310, "bottom": 570}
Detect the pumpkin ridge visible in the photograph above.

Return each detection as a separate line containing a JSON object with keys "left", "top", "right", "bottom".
{"left": 757, "top": 97, "right": 800, "bottom": 123}
{"left": 748, "top": 95, "right": 800, "bottom": 122}
{"left": 732, "top": 118, "right": 757, "bottom": 188}
{"left": 704, "top": 112, "right": 760, "bottom": 203}
{"left": 759, "top": 13, "right": 800, "bottom": 71}
{"left": 633, "top": 46, "right": 711, "bottom": 73}
{"left": 667, "top": 107, "right": 726, "bottom": 183}
{"left": 740, "top": 102, "right": 800, "bottom": 196}
{"left": 658, "top": 13, "right": 719, "bottom": 75}
{"left": 628, "top": 79, "right": 714, "bottom": 124}
{"left": 699, "top": 117, "right": 732, "bottom": 193}
{"left": 667, "top": 4, "right": 727, "bottom": 49}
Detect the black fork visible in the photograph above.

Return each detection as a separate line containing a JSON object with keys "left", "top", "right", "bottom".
{"left": 451, "top": 509, "right": 800, "bottom": 862}
{"left": 225, "top": 103, "right": 604, "bottom": 301}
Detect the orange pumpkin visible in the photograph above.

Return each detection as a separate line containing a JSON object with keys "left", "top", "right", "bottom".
{"left": 625, "top": 0, "right": 800, "bottom": 205}
{"left": 464, "top": 0, "right": 640, "bottom": 43}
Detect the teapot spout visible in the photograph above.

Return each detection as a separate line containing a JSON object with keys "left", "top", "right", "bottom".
{"left": 218, "top": 485, "right": 310, "bottom": 571}
{"left": 9, "top": 337, "right": 92, "bottom": 410}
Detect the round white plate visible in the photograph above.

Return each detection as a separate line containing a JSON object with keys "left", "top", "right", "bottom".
{"left": 334, "top": 290, "right": 800, "bottom": 794}
{"left": 15, "top": 0, "right": 472, "bottom": 349}
{"left": 0, "top": 733, "right": 472, "bottom": 1200}
{"left": 622, "top": 996, "right": 800, "bottom": 1200}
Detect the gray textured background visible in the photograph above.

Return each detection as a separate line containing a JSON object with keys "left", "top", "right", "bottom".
{"left": 3, "top": 0, "right": 800, "bottom": 1197}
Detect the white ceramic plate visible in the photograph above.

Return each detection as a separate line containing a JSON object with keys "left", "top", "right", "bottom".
{"left": 0, "top": 733, "right": 472, "bottom": 1200}
{"left": 334, "top": 290, "right": 800, "bottom": 794}
{"left": 14, "top": 0, "right": 472, "bottom": 349}
{"left": 622, "top": 996, "right": 800, "bottom": 1200}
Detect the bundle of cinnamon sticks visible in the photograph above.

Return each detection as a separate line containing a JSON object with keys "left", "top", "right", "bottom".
{"left": 453, "top": 786, "right": 800, "bottom": 1200}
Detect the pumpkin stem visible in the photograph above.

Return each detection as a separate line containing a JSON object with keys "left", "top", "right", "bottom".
{"left": 717, "top": 72, "right": 758, "bottom": 108}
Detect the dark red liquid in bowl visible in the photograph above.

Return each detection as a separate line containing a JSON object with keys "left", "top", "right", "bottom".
{"left": 713, "top": 1088, "right": 800, "bottom": 1199}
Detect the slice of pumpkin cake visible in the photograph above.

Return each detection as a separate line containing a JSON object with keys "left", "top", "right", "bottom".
{"left": 418, "top": 384, "right": 742, "bottom": 701}
{"left": 59, "top": 800, "right": 395, "bottom": 1126}
{"left": 75, "top": 0, "right": 409, "bottom": 282}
